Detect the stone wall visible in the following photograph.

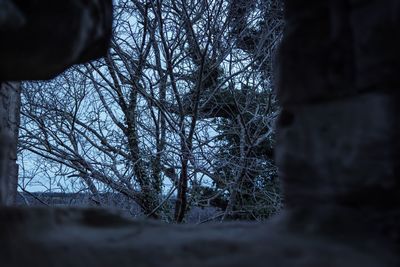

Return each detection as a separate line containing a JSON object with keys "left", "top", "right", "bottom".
{"left": 276, "top": 0, "right": 400, "bottom": 243}
{"left": 0, "top": 207, "right": 398, "bottom": 267}
{"left": 0, "top": 0, "right": 112, "bottom": 80}
{"left": 0, "top": 0, "right": 399, "bottom": 266}
{"left": 0, "top": 82, "right": 20, "bottom": 205}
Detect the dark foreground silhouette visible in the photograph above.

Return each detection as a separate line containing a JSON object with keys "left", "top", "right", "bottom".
{"left": 0, "top": 0, "right": 399, "bottom": 266}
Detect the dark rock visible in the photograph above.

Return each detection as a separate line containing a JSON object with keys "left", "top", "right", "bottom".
{"left": 276, "top": 92, "right": 400, "bottom": 242}
{"left": 350, "top": 0, "right": 400, "bottom": 90}
{"left": 0, "top": 0, "right": 25, "bottom": 29}
{"left": 0, "top": 82, "right": 20, "bottom": 205}
{"left": 276, "top": 0, "right": 400, "bottom": 249}
{"left": 277, "top": 0, "right": 355, "bottom": 105}
{"left": 277, "top": 0, "right": 400, "bottom": 105}
{"left": 0, "top": 207, "right": 397, "bottom": 267}
{"left": 0, "top": 0, "right": 112, "bottom": 80}
{"left": 1, "top": 0, "right": 400, "bottom": 266}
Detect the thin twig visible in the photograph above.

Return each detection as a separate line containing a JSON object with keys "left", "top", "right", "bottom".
{"left": 17, "top": 185, "right": 50, "bottom": 206}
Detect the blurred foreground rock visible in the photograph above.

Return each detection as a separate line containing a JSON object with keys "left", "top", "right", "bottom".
{"left": 0, "top": 82, "right": 19, "bottom": 205}
{"left": 0, "top": 0, "right": 112, "bottom": 80}
{"left": 0, "top": 207, "right": 397, "bottom": 267}
{"left": 1, "top": 0, "right": 399, "bottom": 266}
{"left": 276, "top": 0, "right": 400, "bottom": 250}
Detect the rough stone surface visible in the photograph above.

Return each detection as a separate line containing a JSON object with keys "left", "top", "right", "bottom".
{"left": 277, "top": 1, "right": 355, "bottom": 105}
{"left": 0, "top": 82, "right": 20, "bottom": 205}
{"left": 1, "top": 0, "right": 399, "bottom": 266}
{"left": 350, "top": 0, "right": 400, "bottom": 89}
{"left": 0, "top": 207, "right": 397, "bottom": 267}
{"left": 276, "top": 93, "right": 400, "bottom": 242}
{"left": 276, "top": 93, "right": 398, "bottom": 203}
{"left": 0, "top": 0, "right": 113, "bottom": 80}
{"left": 276, "top": 0, "right": 400, "bottom": 248}
{"left": 277, "top": 0, "right": 400, "bottom": 105}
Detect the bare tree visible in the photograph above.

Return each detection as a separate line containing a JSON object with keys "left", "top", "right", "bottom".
{"left": 19, "top": 0, "right": 283, "bottom": 222}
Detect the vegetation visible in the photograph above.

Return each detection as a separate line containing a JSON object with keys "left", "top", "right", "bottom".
{"left": 18, "top": 0, "right": 284, "bottom": 222}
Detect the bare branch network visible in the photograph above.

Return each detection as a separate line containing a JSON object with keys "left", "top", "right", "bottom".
{"left": 18, "top": 0, "right": 284, "bottom": 223}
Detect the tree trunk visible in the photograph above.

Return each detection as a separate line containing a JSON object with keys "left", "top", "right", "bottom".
{"left": 174, "top": 160, "right": 188, "bottom": 223}
{"left": 0, "top": 82, "right": 21, "bottom": 205}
